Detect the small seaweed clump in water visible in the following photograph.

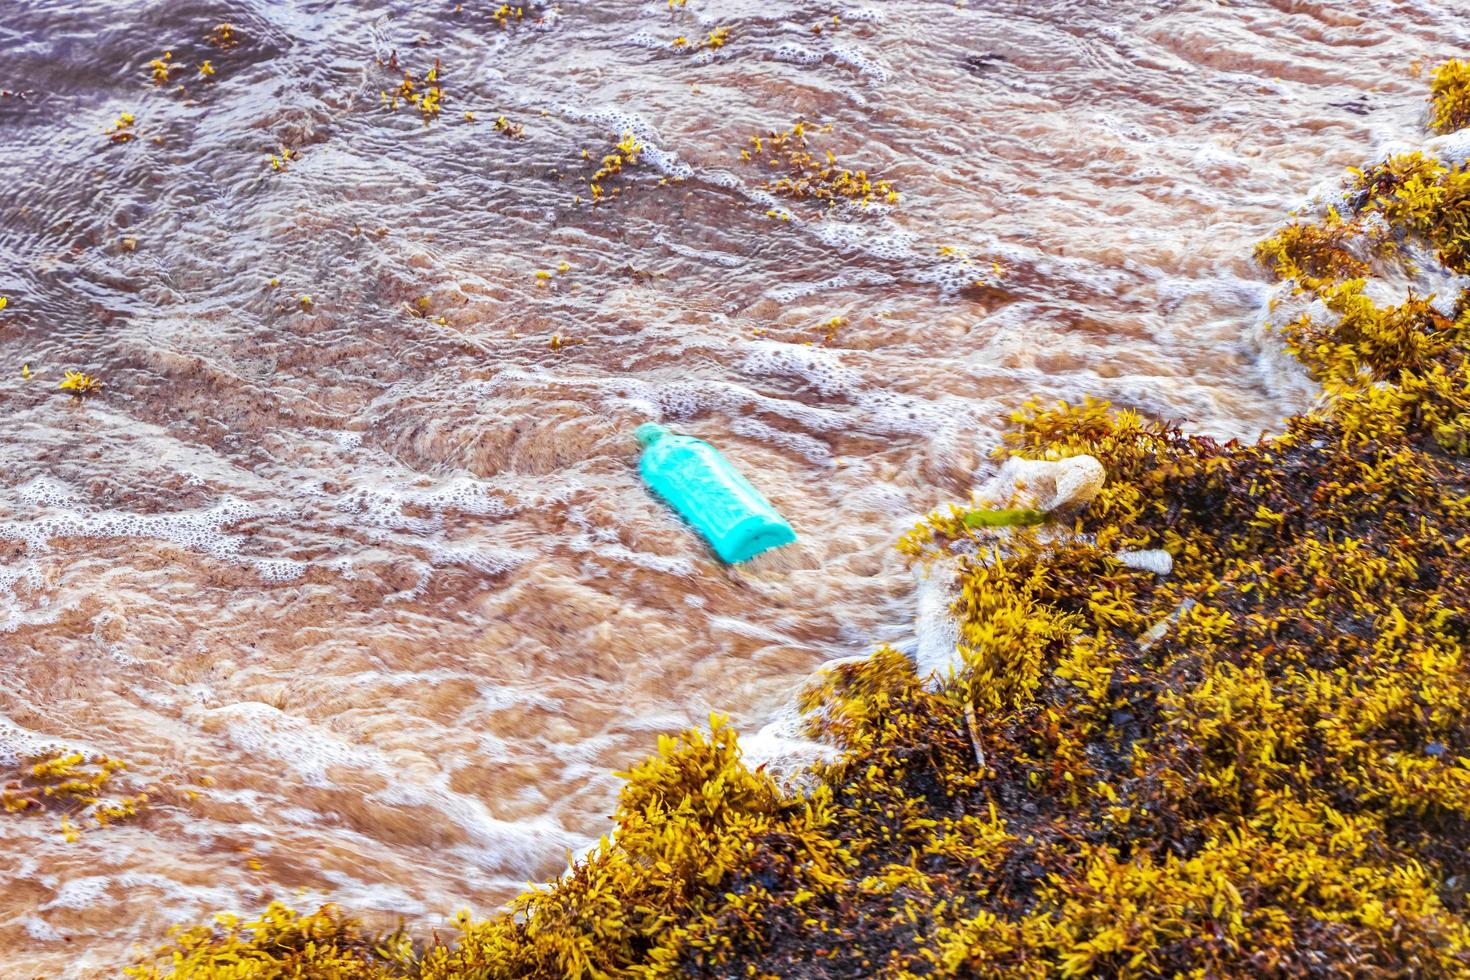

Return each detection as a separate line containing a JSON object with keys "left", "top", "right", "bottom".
{"left": 4, "top": 753, "right": 149, "bottom": 840}
{"left": 587, "top": 130, "right": 642, "bottom": 203}
{"left": 382, "top": 59, "right": 445, "bottom": 122}
{"left": 740, "top": 120, "right": 899, "bottom": 210}
{"left": 58, "top": 369, "right": 104, "bottom": 397}
{"left": 129, "top": 66, "right": 1470, "bottom": 979}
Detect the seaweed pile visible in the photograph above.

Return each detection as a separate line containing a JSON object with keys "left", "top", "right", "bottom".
{"left": 123, "top": 63, "right": 1470, "bottom": 979}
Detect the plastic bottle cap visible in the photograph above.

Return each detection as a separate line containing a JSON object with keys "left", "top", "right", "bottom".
{"left": 635, "top": 422, "right": 669, "bottom": 448}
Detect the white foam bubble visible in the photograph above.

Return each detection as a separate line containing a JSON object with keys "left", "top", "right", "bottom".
{"left": 14, "top": 476, "right": 79, "bottom": 508}
{"left": 334, "top": 486, "right": 440, "bottom": 533}
{"left": 765, "top": 268, "right": 894, "bottom": 304}
{"left": 810, "top": 218, "right": 919, "bottom": 263}
{"left": 427, "top": 542, "right": 532, "bottom": 576}
{"left": 568, "top": 106, "right": 694, "bottom": 179}
{"left": 0, "top": 714, "right": 69, "bottom": 768}
{"left": 772, "top": 42, "right": 823, "bottom": 66}
{"left": 622, "top": 30, "right": 663, "bottom": 49}
{"left": 0, "top": 497, "right": 259, "bottom": 560}
{"left": 740, "top": 701, "right": 837, "bottom": 782}
{"left": 605, "top": 375, "right": 850, "bottom": 433}
{"left": 913, "top": 559, "right": 962, "bottom": 678}
{"left": 706, "top": 615, "right": 800, "bottom": 645}
{"left": 731, "top": 417, "right": 835, "bottom": 467}
{"left": 253, "top": 557, "right": 308, "bottom": 582}
{"left": 213, "top": 701, "right": 380, "bottom": 788}
{"left": 912, "top": 258, "right": 988, "bottom": 297}
{"left": 312, "top": 873, "right": 429, "bottom": 916}
{"left": 581, "top": 540, "right": 698, "bottom": 576}
{"left": 741, "top": 341, "right": 861, "bottom": 397}
{"left": 371, "top": 779, "right": 577, "bottom": 873}
{"left": 846, "top": 481, "right": 914, "bottom": 516}
{"left": 829, "top": 44, "right": 891, "bottom": 82}
{"left": 0, "top": 557, "right": 51, "bottom": 634}
{"left": 654, "top": 233, "right": 746, "bottom": 268}
{"left": 21, "top": 916, "right": 63, "bottom": 942}
{"left": 474, "top": 684, "right": 561, "bottom": 713}
{"left": 855, "top": 388, "right": 971, "bottom": 436}
{"left": 111, "top": 872, "right": 238, "bottom": 912}
{"left": 42, "top": 876, "right": 113, "bottom": 911}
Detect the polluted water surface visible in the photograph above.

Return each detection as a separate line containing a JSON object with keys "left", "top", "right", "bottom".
{"left": 0, "top": 0, "right": 1467, "bottom": 974}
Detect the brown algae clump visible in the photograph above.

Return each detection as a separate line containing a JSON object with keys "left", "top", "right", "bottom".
{"left": 206, "top": 23, "right": 238, "bottom": 50}
{"left": 4, "top": 753, "right": 149, "bottom": 839}
{"left": 148, "top": 51, "right": 182, "bottom": 86}
{"left": 266, "top": 145, "right": 299, "bottom": 172}
{"left": 382, "top": 59, "right": 446, "bottom": 122}
{"left": 105, "top": 112, "right": 137, "bottom": 143}
{"left": 59, "top": 369, "right": 103, "bottom": 396}
{"left": 740, "top": 120, "right": 899, "bottom": 211}
{"left": 128, "top": 63, "right": 1470, "bottom": 979}
{"left": 1431, "top": 58, "right": 1470, "bottom": 134}
{"left": 493, "top": 115, "right": 525, "bottom": 139}
{"left": 587, "top": 130, "right": 642, "bottom": 203}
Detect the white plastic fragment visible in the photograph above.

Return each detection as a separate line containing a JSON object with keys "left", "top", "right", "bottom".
{"left": 1114, "top": 549, "right": 1174, "bottom": 576}
{"left": 977, "top": 454, "right": 1106, "bottom": 513}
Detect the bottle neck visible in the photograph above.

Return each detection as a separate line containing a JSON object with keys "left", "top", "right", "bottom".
{"left": 636, "top": 422, "right": 671, "bottom": 448}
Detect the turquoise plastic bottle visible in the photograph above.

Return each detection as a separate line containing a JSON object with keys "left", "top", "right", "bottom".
{"left": 636, "top": 423, "right": 797, "bottom": 564}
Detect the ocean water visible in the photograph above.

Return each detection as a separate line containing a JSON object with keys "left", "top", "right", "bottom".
{"left": 0, "top": 0, "right": 1466, "bottom": 974}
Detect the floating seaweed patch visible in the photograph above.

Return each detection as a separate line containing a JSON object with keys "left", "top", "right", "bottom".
{"left": 104, "top": 112, "right": 136, "bottom": 143}
{"left": 266, "top": 145, "right": 299, "bottom": 172}
{"left": 382, "top": 59, "right": 446, "bottom": 122}
{"left": 3, "top": 753, "right": 149, "bottom": 838}
{"left": 206, "top": 23, "right": 238, "bottom": 49}
{"left": 405, "top": 294, "right": 449, "bottom": 326}
{"left": 739, "top": 119, "right": 898, "bottom": 212}
{"left": 585, "top": 130, "right": 642, "bottom": 203}
{"left": 148, "top": 51, "right": 182, "bottom": 86}
{"left": 671, "top": 25, "right": 729, "bottom": 52}
{"left": 811, "top": 14, "right": 841, "bottom": 35}
{"left": 58, "top": 369, "right": 102, "bottom": 396}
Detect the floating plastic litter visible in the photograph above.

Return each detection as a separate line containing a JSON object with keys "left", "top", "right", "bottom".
{"left": 636, "top": 423, "right": 797, "bottom": 564}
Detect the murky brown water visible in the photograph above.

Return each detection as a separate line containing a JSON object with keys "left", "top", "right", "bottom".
{"left": 1, "top": 0, "right": 1466, "bottom": 974}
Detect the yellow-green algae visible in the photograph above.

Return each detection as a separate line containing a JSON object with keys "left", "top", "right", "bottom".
{"left": 1431, "top": 59, "right": 1470, "bottom": 135}
{"left": 123, "top": 62, "right": 1470, "bottom": 979}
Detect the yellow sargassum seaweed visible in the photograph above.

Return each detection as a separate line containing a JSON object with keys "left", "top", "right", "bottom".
{"left": 130, "top": 65, "right": 1470, "bottom": 979}
{"left": 1431, "top": 58, "right": 1470, "bottom": 135}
